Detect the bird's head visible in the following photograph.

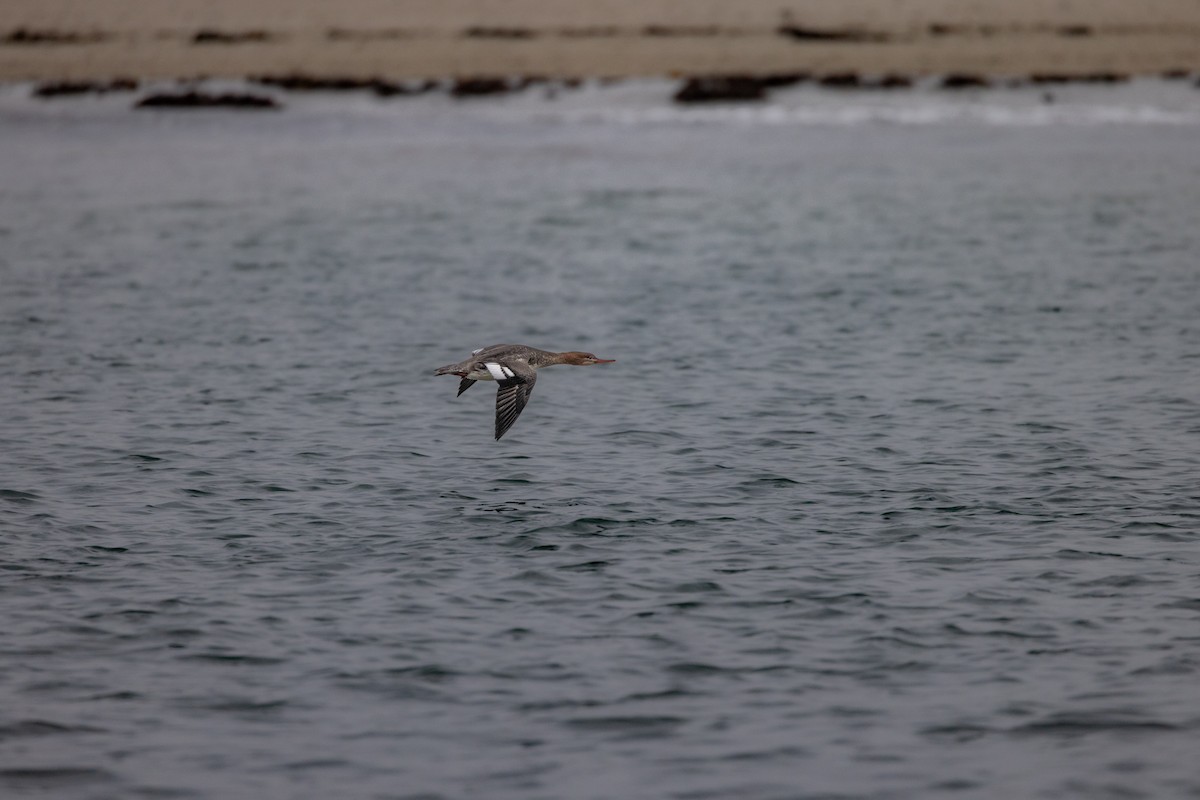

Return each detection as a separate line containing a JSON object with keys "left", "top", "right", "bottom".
{"left": 562, "top": 351, "right": 616, "bottom": 366}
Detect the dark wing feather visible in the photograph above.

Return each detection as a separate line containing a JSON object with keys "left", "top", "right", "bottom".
{"left": 493, "top": 363, "right": 537, "bottom": 441}
{"left": 457, "top": 378, "right": 476, "bottom": 397}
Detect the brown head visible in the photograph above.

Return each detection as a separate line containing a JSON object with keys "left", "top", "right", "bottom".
{"left": 560, "top": 351, "right": 616, "bottom": 366}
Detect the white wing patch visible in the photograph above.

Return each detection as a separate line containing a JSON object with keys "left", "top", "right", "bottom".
{"left": 485, "top": 362, "right": 515, "bottom": 381}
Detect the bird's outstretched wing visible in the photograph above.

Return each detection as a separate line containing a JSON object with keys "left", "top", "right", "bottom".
{"left": 494, "top": 361, "right": 537, "bottom": 440}
{"left": 457, "top": 378, "right": 476, "bottom": 396}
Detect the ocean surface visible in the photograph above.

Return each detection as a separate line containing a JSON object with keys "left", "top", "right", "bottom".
{"left": 1, "top": 79, "right": 1199, "bottom": 800}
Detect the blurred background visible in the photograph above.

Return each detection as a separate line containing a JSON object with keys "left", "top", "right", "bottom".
{"left": 2, "top": 0, "right": 1200, "bottom": 81}
{"left": 2, "top": 3, "right": 1200, "bottom": 800}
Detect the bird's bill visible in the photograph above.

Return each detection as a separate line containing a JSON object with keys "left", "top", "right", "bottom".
{"left": 592, "top": 358, "right": 616, "bottom": 364}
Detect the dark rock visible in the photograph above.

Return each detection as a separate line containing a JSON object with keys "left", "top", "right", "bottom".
{"left": 134, "top": 91, "right": 280, "bottom": 110}
{"left": 1028, "top": 73, "right": 1073, "bottom": 84}
{"left": 191, "top": 30, "right": 270, "bottom": 45}
{"left": 1078, "top": 72, "right": 1127, "bottom": 84}
{"left": 33, "top": 78, "right": 138, "bottom": 98}
{"left": 1058, "top": 25, "right": 1092, "bottom": 37}
{"left": 940, "top": 73, "right": 991, "bottom": 89}
{"left": 2, "top": 27, "right": 107, "bottom": 44}
{"left": 777, "top": 13, "right": 884, "bottom": 43}
{"left": 1162, "top": 69, "right": 1191, "bottom": 80}
{"left": 370, "top": 80, "right": 412, "bottom": 97}
{"left": 450, "top": 77, "right": 512, "bottom": 97}
{"left": 643, "top": 25, "right": 723, "bottom": 37}
{"left": 462, "top": 27, "right": 536, "bottom": 39}
{"left": 778, "top": 25, "right": 882, "bottom": 42}
{"left": 875, "top": 73, "right": 913, "bottom": 89}
{"left": 760, "top": 72, "right": 810, "bottom": 88}
{"left": 1025, "top": 72, "right": 1128, "bottom": 85}
{"left": 252, "top": 74, "right": 354, "bottom": 90}
{"left": 250, "top": 73, "right": 411, "bottom": 95}
{"left": 33, "top": 81, "right": 94, "bottom": 98}
{"left": 326, "top": 28, "right": 411, "bottom": 41}
{"left": 818, "top": 72, "right": 863, "bottom": 89}
{"left": 673, "top": 76, "right": 768, "bottom": 103}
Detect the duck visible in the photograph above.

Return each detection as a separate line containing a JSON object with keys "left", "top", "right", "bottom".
{"left": 434, "top": 344, "right": 615, "bottom": 440}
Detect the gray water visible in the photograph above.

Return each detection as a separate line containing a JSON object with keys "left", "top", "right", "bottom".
{"left": 2, "top": 81, "right": 1200, "bottom": 800}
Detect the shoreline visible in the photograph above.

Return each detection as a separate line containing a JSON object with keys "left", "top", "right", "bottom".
{"left": 3, "top": 1, "right": 1200, "bottom": 83}
{"left": 3, "top": 32, "right": 1199, "bottom": 85}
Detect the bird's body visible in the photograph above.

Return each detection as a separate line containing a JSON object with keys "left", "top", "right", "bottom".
{"left": 434, "top": 344, "right": 615, "bottom": 440}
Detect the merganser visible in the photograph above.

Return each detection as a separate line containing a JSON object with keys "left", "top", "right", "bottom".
{"left": 434, "top": 344, "right": 616, "bottom": 440}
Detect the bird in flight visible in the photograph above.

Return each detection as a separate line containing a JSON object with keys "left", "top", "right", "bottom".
{"left": 434, "top": 344, "right": 615, "bottom": 440}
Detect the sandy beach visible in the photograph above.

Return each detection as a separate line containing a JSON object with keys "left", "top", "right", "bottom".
{"left": 2, "top": 0, "right": 1200, "bottom": 82}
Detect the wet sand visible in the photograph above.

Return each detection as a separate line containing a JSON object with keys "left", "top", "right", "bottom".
{"left": 2, "top": 0, "right": 1199, "bottom": 81}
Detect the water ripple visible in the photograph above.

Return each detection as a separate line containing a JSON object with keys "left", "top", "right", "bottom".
{"left": 1, "top": 89, "right": 1199, "bottom": 800}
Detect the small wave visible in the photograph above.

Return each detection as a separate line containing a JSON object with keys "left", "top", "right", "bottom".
{"left": 522, "top": 516, "right": 652, "bottom": 536}
{"left": 943, "top": 623, "right": 1053, "bottom": 639}
{"left": 0, "top": 720, "right": 106, "bottom": 740}
{"left": 1011, "top": 713, "right": 1178, "bottom": 736}
{"left": 922, "top": 723, "right": 993, "bottom": 743}
{"left": 188, "top": 698, "right": 289, "bottom": 713}
{"left": 557, "top": 559, "right": 613, "bottom": 572}
{"left": 0, "top": 767, "right": 117, "bottom": 787}
{"left": 608, "top": 429, "right": 687, "bottom": 445}
{"left": 558, "top": 100, "right": 1200, "bottom": 128}
{"left": 562, "top": 715, "right": 686, "bottom": 735}
{"left": 669, "top": 580, "right": 725, "bottom": 593}
{"left": 180, "top": 653, "right": 287, "bottom": 665}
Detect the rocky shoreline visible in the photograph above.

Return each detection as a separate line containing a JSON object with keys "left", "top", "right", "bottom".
{"left": 8, "top": 68, "right": 1196, "bottom": 114}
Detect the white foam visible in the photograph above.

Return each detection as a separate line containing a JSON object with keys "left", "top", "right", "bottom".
{"left": 557, "top": 101, "right": 1200, "bottom": 128}
{"left": 508, "top": 78, "right": 1200, "bottom": 129}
